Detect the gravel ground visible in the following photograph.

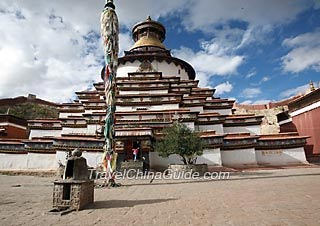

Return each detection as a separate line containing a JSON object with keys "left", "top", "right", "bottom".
{"left": 0, "top": 166, "right": 320, "bottom": 226}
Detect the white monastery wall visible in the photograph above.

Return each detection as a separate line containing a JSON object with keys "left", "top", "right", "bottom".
{"left": 221, "top": 148, "right": 257, "bottom": 167}
{"left": 56, "top": 150, "right": 105, "bottom": 168}
{"left": 0, "top": 153, "right": 28, "bottom": 169}
{"left": 196, "top": 148, "right": 222, "bottom": 166}
{"left": 188, "top": 106, "right": 204, "bottom": 113}
{"left": 119, "top": 90, "right": 168, "bottom": 95}
{"left": 198, "top": 124, "right": 224, "bottom": 134}
{"left": 256, "top": 147, "right": 307, "bottom": 166}
{"left": 62, "top": 127, "right": 88, "bottom": 135}
{"left": 149, "top": 152, "right": 183, "bottom": 169}
{"left": 59, "top": 112, "right": 84, "bottom": 118}
{"left": 56, "top": 150, "right": 68, "bottom": 165}
{"left": 82, "top": 152, "right": 103, "bottom": 168}
{"left": 223, "top": 125, "right": 261, "bottom": 135}
{"left": 204, "top": 109, "right": 232, "bottom": 115}
{"left": 26, "top": 153, "right": 57, "bottom": 170}
{"left": 150, "top": 148, "right": 222, "bottom": 169}
{"left": 87, "top": 124, "right": 103, "bottom": 135}
{"left": 117, "top": 103, "right": 179, "bottom": 112}
{"left": 117, "top": 60, "right": 189, "bottom": 80}
{"left": 29, "top": 129, "right": 62, "bottom": 139}
{"left": 182, "top": 122, "right": 195, "bottom": 130}
{"left": 84, "top": 109, "right": 105, "bottom": 114}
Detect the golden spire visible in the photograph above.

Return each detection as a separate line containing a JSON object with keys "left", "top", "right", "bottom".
{"left": 305, "top": 81, "right": 316, "bottom": 95}
{"left": 130, "top": 16, "right": 167, "bottom": 51}
{"left": 310, "top": 81, "right": 315, "bottom": 92}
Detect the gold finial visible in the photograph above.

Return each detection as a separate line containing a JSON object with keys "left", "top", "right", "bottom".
{"left": 305, "top": 81, "right": 316, "bottom": 95}
{"left": 130, "top": 16, "right": 167, "bottom": 51}
{"left": 310, "top": 81, "right": 315, "bottom": 92}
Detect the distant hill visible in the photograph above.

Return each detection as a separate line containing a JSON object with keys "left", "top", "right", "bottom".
{"left": 0, "top": 94, "right": 59, "bottom": 120}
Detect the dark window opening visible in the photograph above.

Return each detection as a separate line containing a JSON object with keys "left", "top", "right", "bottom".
{"left": 62, "top": 184, "right": 71, "bottom": 200}
{"left": 65, "top": 160, "right": 74, "bottom": 179}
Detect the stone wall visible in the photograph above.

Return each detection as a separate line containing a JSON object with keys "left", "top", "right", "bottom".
{"left": 234, "top": 106, "right": 288, "bottom": 134}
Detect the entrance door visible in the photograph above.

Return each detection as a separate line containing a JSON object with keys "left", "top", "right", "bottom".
{"left": 125, "top": 140, "right": 133, "bottom": 161}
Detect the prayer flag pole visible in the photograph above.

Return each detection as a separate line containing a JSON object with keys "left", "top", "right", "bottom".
{"left": 100, "top": 0, "right": 119, "bottom": 184}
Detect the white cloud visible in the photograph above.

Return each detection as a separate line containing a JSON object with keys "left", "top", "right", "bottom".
{"left": 240, "top": 100, "right": 253, "bottom": 105}
{"left": 261, "top": 76, "right": 270, "bottom": 82}
{"left": 182, "top": 0, "right": 314, "bottom": 31}
{"left": 179, "top": 0, "right": 317, "bottom": 58}
{"left": 241, "top": 88, "right": 261, "bottom": 98}
{"left": 173, "top": 36, "right": 244, "bottom": 87}
{"left": 119, "top": 32, "right": 134, "bottom": 56}
{"left": 116, "top": 0, "right": 187, "bottom": 29}
{"left": 280, "top": 84, "right": 309, "bottom": 98}
{"left": 0, "top": 0, "right": 192, "bottom": 102}
{"left": 240, "top": 99, "right": 271, "bottom": 105}
{"left": 17, "top": 0, "right": 311, "bottom": 34}
{"left": 0, "top": 1, "right": 108, "bottom": 102}
{"left": 0, "top": 0, "right": 318, "bottom": 102}
{"left": 0, "top": 0, "right": 184, "bottom": 102}
{"left": 253, "top": 99, "right": 271, "bottom": 104}
{"left": 281, "top": 31, "right": 320, "bottom": 73}
{"left": 283, "top": 31, "right": 320, "bottom": 47}
{"left": 228, "top": 97, "right": 237, "bottom": 101}
{"left": 246, "top": 68, "right": 257, "bottom": 79}
{"left": 214, "top": 82, "right": 233, "bottom": 96}
{"left": 249, "top": 75, "right": 271, "bottom": 86}
{"left": 201, "top": 27, "right": 249, "bottom": 54}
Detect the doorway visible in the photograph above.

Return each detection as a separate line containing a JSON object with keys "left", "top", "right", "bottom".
{"left": 124, "top": 140, "right": 141, "bottom": 161}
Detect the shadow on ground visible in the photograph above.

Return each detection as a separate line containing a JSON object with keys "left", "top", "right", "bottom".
{"left": 117, "top": 172, "right": 320, "bottom": 187}
{"left": 91, "top": 198, "right": 177, "bottom": 209}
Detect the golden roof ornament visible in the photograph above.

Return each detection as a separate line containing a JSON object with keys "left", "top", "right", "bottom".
{"left": 309, "top": 81, "right": 315, "bottom": 92}
{"left": 130, "top": 16, "right": 167, "bottom": 51}
{"left": 305, "top": 81, "right": 316, "bottom": 94}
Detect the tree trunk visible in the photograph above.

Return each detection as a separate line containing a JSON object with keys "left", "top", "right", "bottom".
{"left": 180, "top": 155, "right": 188, "bottom": 165}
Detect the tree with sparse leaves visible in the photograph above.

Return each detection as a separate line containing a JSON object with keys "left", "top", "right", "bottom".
{"left": 155, "top": 122, "right": 204, "bottom": 165}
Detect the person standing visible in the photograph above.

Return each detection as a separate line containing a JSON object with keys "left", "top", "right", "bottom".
{"left": 132, "top": 147, "right": 139, "bottom": 161}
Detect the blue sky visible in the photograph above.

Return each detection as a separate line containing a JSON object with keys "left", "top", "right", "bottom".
{"left": 0, "top": 0, "right": 319, "bottom": 104}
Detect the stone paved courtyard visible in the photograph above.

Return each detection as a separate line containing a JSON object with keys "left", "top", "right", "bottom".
{"left": 1, "top": 166, "right": 320, "bottom": 226}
